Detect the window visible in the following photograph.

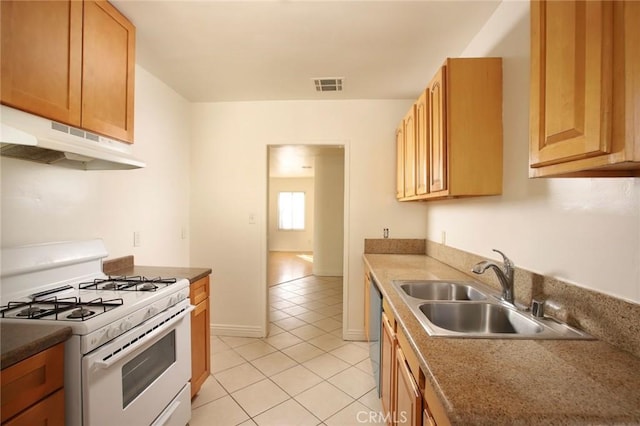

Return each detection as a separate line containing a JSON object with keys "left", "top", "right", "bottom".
{"left": 278, "top": 192, "right": 305, "bottom": 230}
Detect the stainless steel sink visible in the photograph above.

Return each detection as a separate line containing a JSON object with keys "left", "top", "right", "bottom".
{"left": 396, "top": 280, "right": 487, "bottom": 301}
{"left": 391, "top": 279, "right": 593, "bottom": 339}
{"left": 419, "top": 302, "right": 543, "bottom": 335}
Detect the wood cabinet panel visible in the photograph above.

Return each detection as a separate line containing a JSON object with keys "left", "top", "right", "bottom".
{"left": 0, "top": 0, "right": 82, "bottom": 125}
{"left": 415, "top": 90, "right": 429, "bottom": 196}
{"left": 530, "top": 0, "right": 613, "bottom": 167}
{"left": 529, "top": 0, "right": 640, "bottom": 177}
{"left": 82, "top": 0, "right": 135, "bottom": 143}
{"left": 1, "top": 343, "right": 65, "bottom": 424}
{"left": 190, "top": 275, "right": 211, "bottom": 398}
{"left": 380, "top": 311, "right": 395, "bottom": 424}
{"left": 395, "top": 347, "right": 421, "bottom": 426}
{"left": 3, "top": 389, "right": 64, "bottom": 426}
{"left": 403, "top": 105, "right": 417, "bottom": 198}
{"left": 428, "top": 67, "right": 447, "bottom": 194}
{"left": 396, "top": 123, "right": 405, "bottom": 199}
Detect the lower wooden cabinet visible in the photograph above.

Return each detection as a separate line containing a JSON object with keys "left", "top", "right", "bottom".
{"left": 1, "top": 343, "right": 65, "bottom": 425}
{"left": 396, "top": 347, "right": 421, "bottom": 426}
{"left": 190, "top": 275, "right": 211, "bottom": 398}
{"left": 380, "top": 311, "right": 396, "bottom": 423}
{"left": 379, "top": 306, "right": 451, "bottom": 426}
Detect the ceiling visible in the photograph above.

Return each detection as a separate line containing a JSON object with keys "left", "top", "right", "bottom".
{"left": 268, "top": 145, "right": 343, "bottom": 178}
{"left": 112, "top": 0, "right": 501, "bottom": 177}
{"left": 112, "top": 0, "right": 502, "bottom": 103}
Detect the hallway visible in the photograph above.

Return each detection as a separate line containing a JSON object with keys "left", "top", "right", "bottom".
{"left": 267, "top": 251, "right": 314, "bottom": 287}
{"left": 189, "top": 275, "right": 384, "bottom": 425}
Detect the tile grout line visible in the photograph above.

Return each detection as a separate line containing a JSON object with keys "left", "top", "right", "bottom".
{"left": 192, "top": 275, "right": 380, "bottom": 425}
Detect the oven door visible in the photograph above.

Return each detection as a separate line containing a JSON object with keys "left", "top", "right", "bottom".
{"left": 82, "top": 300, "right": 194, "bottom": 426}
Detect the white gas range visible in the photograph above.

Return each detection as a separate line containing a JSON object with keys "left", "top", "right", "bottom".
{"left": 0, "top": 239, "right": 193, "bottom": 426}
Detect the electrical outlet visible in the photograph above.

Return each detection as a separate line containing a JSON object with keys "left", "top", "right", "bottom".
{"left": 441, "top": 231, "right": 446, "bottom": 245}
{"left": 133, "top": 231, "right": 141, "bottom": 247}
{"left": 249, "top": 213, "right": 256, "bottom": 224}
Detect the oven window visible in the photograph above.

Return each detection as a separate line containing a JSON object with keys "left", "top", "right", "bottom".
{"left": 122, "top": 330, "right": 176, "bottom": 408}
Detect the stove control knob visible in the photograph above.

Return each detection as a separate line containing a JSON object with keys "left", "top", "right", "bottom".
{"left": 146, "top": 306, "right": 158, "bottom": 318}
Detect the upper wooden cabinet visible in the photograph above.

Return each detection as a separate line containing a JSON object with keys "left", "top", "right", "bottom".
{"left": 396, "top": 122, "right": 405, "bottom": 199}
{"left": 403, "top": 105, "right": 417, "bottom": 198}
{"left": 427, "top": 67, "right": 447, "bottom": 195}
{"left": 1, "top": 1, "right": 83, "bottom": 126}
{"left": 415, "top": 90, "right": 429, "bottom": 196}
{"left": 82, "top": 1, "right": 135, "bottom": 143}
{"left": 398, "top": 58, "right": 503, "bottom": 201}
{"left": 529, "top": 0, "right": 640, "bottom": 177}
{"left": 0, "top": 0, "right": 135, "bottom": 143}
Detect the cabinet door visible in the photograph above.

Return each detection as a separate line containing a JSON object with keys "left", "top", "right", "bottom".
{"left": 82, "top": 0, "right": 135, "bottom": 143}
{"left": 396, "top": 122, "right": 405, "bottom": 199}
{"left": 395, "top": 347, "right": 422, "bottom": 426}
{"left": 190, "top": 276, "right": 211, "bottom": 397}
{"left": 415, "top": 90, "right": 429, "bottom": 196}
{"left": 428, "top": 66, "right": 447, "bottom": 193}
{"left": 529, "top": 0, "right": 613, "bottom": 168}
{"left": 0, "top": 0, "right": 82, "bottom": 125}
{"left": 403, "top": 106, "right": 417, "bottom": 198}
{"left": 380, "top": 312, "right": 395, "bottom": 425}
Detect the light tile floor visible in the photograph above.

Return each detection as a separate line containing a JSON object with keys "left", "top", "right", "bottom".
{"left": 190, "top": 275, "right": 385, "bottom": 426}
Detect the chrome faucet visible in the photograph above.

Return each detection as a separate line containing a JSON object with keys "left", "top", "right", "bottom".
{"left": 472, "top": 249, "right": 515, "bottom": 306}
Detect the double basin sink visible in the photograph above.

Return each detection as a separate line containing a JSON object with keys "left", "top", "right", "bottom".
{"left": 393, "top": 280, "right": 592, "bottom": 339}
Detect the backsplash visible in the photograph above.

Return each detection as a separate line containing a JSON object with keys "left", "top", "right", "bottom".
{"left": 364, "top": 238, "right": 426, "bottom": 255}
{"left": 426, "top": 240, "right": 640, "bottom": 358}
{"left": 103, "top": 255, "right": 134, "bottom": 275}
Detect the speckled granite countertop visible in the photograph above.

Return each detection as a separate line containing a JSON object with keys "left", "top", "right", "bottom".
{"left": 108, "top": 266, "right": 211, "bottom": 283}
{"left": 1, "top": 323, "right": 72, "bottom": 370}
{"left": 364, "top": 254, "right": 640, "bottom": 425}
{"left": 103, "top": 256, "right": 211, "bottom": 284}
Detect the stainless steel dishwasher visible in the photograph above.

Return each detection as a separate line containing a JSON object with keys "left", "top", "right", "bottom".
{"left": 369, "top": 276, "right": 382, "bottom": 396}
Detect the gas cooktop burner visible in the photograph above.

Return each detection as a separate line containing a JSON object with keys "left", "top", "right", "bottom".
{"left": 17, "top": 306, "right": 46, "bottom": 317}
{"left": 79, "top": 276, "right": 177, "bottom": 292}
{"left": 139, "top": 283, "right": 157, "bottom": 291}
{"left": 68, "top": 307, "right": 95, "bottom": 319}
{"left": 0, "top": 296, "right": 124, "bottom": 321}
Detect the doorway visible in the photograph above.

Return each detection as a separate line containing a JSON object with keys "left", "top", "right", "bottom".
{"left": 266, "top": 144, "right": 347, "bottom": 335}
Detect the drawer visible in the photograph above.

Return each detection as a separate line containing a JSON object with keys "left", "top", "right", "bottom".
{"left": 4, "top": 388, "right": 64, "bottom": 426}
{"left": 1, "top": 343, "right": 64, "bottom": 423}
{"left": 190, "top": 275, "right": 210, "bottom": 305}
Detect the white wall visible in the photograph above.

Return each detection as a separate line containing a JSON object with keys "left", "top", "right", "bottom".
{"left": 190, "top": 100, "right": 429, "bottom": 338}
{"left": 425, "top": 0, "right": 640, "bottom": 303}
{"left": 1, "top": 66, "right": 192, "bottom": 266}
{"left": 268, "top": 177, "right": 314, "bottom": 252}
{"left": 313, "top": 151, "right": 345, "bottom": 276}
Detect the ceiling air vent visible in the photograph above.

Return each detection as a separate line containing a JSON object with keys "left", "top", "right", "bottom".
{"left": 313, "top": 77, "right": 343, "bottom": 92}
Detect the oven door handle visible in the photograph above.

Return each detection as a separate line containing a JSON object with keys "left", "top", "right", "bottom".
{"left": 92, "top": 305, "right": 194, "bottom": 370}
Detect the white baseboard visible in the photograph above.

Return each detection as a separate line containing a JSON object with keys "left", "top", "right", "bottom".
{"left": 211, "top": 323, "right": 265, "bottom": 338}
{"left": 342, "top": 329, "right": 367, "bottom": 342}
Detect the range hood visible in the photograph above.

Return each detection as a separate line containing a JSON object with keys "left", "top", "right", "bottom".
{"left": 0, "top": 105, "right": 145, "bottom": 170}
